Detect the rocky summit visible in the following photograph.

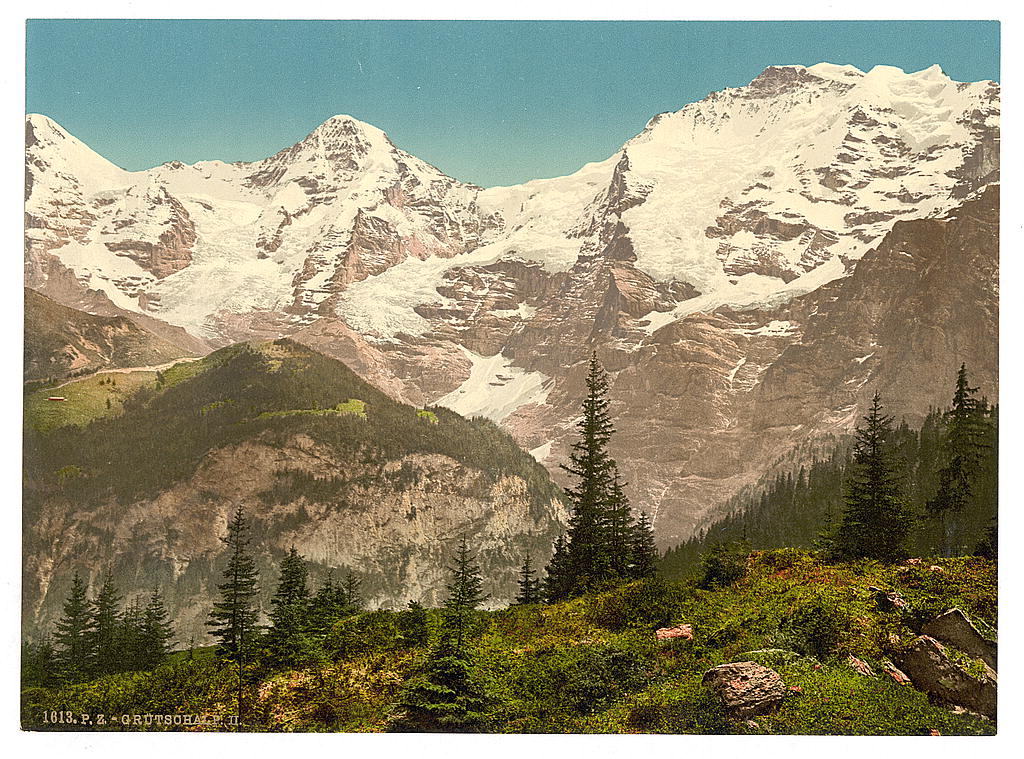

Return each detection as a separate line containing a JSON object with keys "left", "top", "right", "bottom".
{"left": 24, "top": 63, "right": 999, "bottom": 545}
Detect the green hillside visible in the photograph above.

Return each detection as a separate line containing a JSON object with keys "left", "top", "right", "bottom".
{"left": 24, "top": 339, "right": 560, "bottom": 510}
{"left": 21, "top": 550, "right": 996, "bottom": 735}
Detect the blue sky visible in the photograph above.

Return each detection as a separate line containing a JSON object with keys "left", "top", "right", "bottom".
{"left": 26, "top": 20, "right": 999, "bottom": 187}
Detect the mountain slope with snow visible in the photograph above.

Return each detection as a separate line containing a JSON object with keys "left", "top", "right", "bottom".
{"left": 25, "top": 63, "right": 999, "bottom": 542}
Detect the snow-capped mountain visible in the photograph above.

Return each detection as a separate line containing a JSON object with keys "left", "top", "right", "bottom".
{"left": 25, "top": 63, "right": 999, "bottom": 543}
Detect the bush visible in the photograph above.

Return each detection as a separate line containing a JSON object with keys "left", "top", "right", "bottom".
{"left": 586, "top": 578, "right": 687, "bottom": 631}
{"left": 325, "top": 611, "right": 400, "bottom": 659}
{"left": 698, "top": 541, "right": 751, "bottom": 589}
{"left": 778, "top": 596, "right": 847, "bottom": 660}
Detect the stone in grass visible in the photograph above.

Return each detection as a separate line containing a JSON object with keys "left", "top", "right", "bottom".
{"left": 922, "top": 608, "right": 997, "bottom": 669}
{"left": 655, "top": 623, "right": 693, "bottom": 642}
{"left": 702, "top": 661, "right": 788, "bottom": 719}
{"left": 897, "top": 635, "right": 996, "bottom": 719}
{"left": 846, "top": 654, "right": 876, "bottom": 677}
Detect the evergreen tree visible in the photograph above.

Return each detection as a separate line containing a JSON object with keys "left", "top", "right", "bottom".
{"left": 388, "top": 650, "right": 488, "bottom": 732}
{"left": 206, "top": 505, "right": 261, "bottom": 662}
{"left": 140, "top": 587, "right": 175, "bottom": 669}
{"left": 603, "top": 472, "right": 634, "bottom": 578}
{"left": 928, "top": 364, "right": 995, "bottom": 554}
{"left": 833, "top": 394, "right": 912, "bottom": 561}
{"left": 514, "top": 554, "right": 542, "bottom": 605}
{"left": 549, "top": 353, "right": 619, "bottom": 599}
{"left": 629, "top": 511, "right": 659, "bottom": 579}
{"left": 397, "top": 600, "right": 430, "bottom": 648}
{"left": 87, "top": 573, "right": 122, "bottom": 678}
{"left": 442, "top": 537, "right": 487, "bottom": 653}
{"left": 389, "top": 541, "right": 489, "bottom": 732}
{"left": 542, "top": 535, "right": 572, "bottom": 603}
{"left": 118, "top": 595, "right": 147, "bottom": 671}
{"left": 52, "top": 573, "right": 94, "bottom": 684}
{"left": 206, "top": 505, "right": 260, "bottom": 728}
{"left": 266, "top": 547, "right": 312, "bottom": 667}
{"left": 341, "top": 571, "right": 363, "bottom": 610}
{"left": 22, "top": 636, "right": 59, "bottom": 688}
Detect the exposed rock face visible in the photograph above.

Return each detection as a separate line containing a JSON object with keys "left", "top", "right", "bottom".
{"left": 701, "top": 661, "right": 788, "bottom": 718}
{"left": 23, "top": 288, "right": 204, "bottom": 382}
{"left": 25, "top": 63, "right": 999, "bottom": 545}
{"left": 23, "top": 436, "right": 565, "bottom": 643}
{"left": 22, "top": 341, "right": 566, "bottom": 643}
{"left": 922, "top": 609, "right": 997, "bottom": 669}
{"left": 898, "top": 636, "right": 997, "bottom": 719}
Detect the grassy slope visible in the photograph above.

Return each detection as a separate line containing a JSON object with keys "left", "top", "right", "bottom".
{"left": 21, "top": 551, "right": 996, "bottom": 735}
{"left": 23, "top": 288, "right": 196, "bottom": 383}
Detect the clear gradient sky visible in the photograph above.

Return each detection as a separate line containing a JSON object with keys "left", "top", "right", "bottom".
{"left": 26, "top": 20, "right": 1000, "bottom": 187}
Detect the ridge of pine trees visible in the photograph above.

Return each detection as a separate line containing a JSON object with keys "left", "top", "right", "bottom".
{"left": 663, "top": 365, "right": 997, "bottom": 577}
{"left": 23, "top": 572, "right": 175, "bottom": 688}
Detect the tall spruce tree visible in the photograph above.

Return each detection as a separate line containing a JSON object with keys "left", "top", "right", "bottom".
{"left": 266, "top": 547, "right": 312, "bottom": 666}
{"left": 87, "top": 573, "right": 122, "bottom": 678}
{"left": 442, "top": 537, "right": 488, "bottom": 653}
{"left": 833, "top": 394, "right": 912, "bottom": 561}
{"left": 140, "top": 588, "right": 175, "bottom": 669}
{"left": 550, "top": 353, "right": 618, "bottom": 599}
{"left": 629, "top": 511, "right": 659, "bottom": 579}
{"left": 53, "top": 573, "right": 93, "bottom": 684}
{"left": 514, "top": 554, "right": 542, "bottom": 605}
{"left": 207, "top": 505, "right": 260, "bottom": 728}
{"left": 207, "top": 505, "right": 261, "bottom": 661}
{"left": 927, "top": 364, "right": 994, "bottom": 554}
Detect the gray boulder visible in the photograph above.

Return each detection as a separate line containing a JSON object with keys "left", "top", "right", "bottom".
{"left": 897, "top": 635, "right": 996, "bottom": 719}
{"left": 702, "top": 661, "right": 788, "bottom": 719}
{"left": 922, "top": 608, "right": 997, "bottom": 669}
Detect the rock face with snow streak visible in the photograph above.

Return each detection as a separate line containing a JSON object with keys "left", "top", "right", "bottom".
{"left": 25, "top": 63, "right": 999, "bottom": 545}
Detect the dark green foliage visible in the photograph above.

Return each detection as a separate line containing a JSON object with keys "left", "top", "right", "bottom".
{"left": 778, "top": 596, "right": 847, "bottom": 660}
{"left": 389, "top": 652, "right": 488, "bottom": 732}
{"left": 265, "top": 547, "right": 312, "bottom": 667}
{"left": 545, "top": 353, "right": 651, "bottom": 600}
{"left": 87, "top": 573, "right": 122, "bottom": 678}
{"left": 140, "top": 589, "right": 174, "bottom": 668}
{"left": 556, "top": 353, "right": 617, "bottom": 596}
{"left": 206, "top": 505, "right": 261, "bottom": 662}
{"left": 442, "top": 537, "right": 488, "bottom": 653}
{"left": 586, "top": 577, "right": 685, "bottom": 632}
{"left": 927, "top": 365, "right": 997, "bottom": 555}
{"left": 21, "top": 637, "right": 59, "bottom": 688}
{"left": 832, "top": 394, "right": 913, "bottom": 562}
{"left": 542, "top": 535, "right": 571, "bottom": 603}
{"left": 25, "top": 340, "right": 562, "bottom": 518}
{"left": 697, "top": 541, "right": 751, "bottom": 589}
{"left": 326, "top": 611, "right": 401, "bottom": 659}
{"left": 52, "top": 573, "right": 93, "bottom": 684}
{"left": 397, "top": 601, "right": 430, "bottom": 648}
{"left": 629, "top": 511, "right": 659, "bottom": 579}
{"left": 514, "top": 555, "right": 542, "bottom": 605}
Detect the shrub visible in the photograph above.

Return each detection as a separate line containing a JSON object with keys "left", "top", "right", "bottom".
{"left": 698, "top": 541, "right": 751, "bottom": 589}
{"left": 325, "top": 611, "right": 400, "bottom": 659}
{"left": 586, "top": 577, "right": 687, "bottom": 631}
{"left": 778, "top": 596, "right": 847, "bottom": 660}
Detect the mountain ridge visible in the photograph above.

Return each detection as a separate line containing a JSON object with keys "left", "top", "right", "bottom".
{"left": 24, "top": 61, "right": 999, "bottom": 542}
